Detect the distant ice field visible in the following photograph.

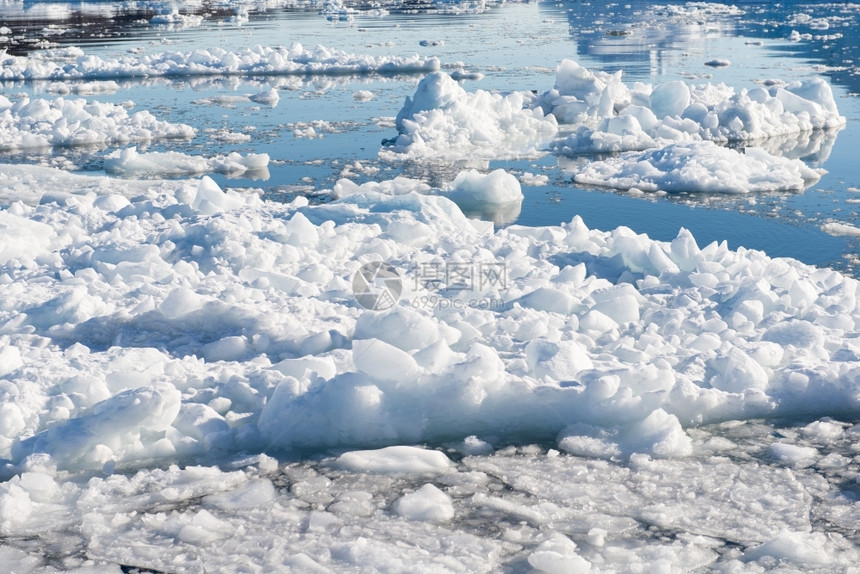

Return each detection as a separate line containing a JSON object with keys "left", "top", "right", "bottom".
{"left": 0, "top": 0, "right": 858, "bottom": 273}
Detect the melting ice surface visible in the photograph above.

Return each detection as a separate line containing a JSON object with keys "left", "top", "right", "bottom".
{"left": 1, "top": 0, "right": 860, "bottom": 572}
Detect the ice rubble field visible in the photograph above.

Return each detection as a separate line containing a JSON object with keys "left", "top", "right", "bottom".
{"left": 0, "top": 32, "right": 858, "bottom": 574}
{"left": 7, "top": 160, "right": 860, "bottom": 571}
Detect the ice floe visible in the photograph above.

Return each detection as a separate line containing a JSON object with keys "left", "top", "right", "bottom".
{"left": 103, "top": 147, "right": 270, "bottom": 178}
{"left": 545, "top": 59, "right": 846, "bottom": 154}
{"left": 381, "top": 70, "right": 558, "bottom": 160}
{"left": 149, "top": 10, "right": 205, "bottom": 29}
{"left": 0, "top": 95, "right": 194, "bottom": 152}
{"left": 382, "top": 58, "right": 845, "bottom": 167}
{"left": 573, "top": 140, "right": 824, "bottom": 194}
{"left": 0, "top": 43, "right": 440, "bottom": 81}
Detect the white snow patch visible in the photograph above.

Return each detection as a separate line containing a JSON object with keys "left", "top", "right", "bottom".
{"left": 393, "top": 483, "right": 454, "bottom": 522}
{"left": 334, "top": 446, "right": 454, "bottom": 474}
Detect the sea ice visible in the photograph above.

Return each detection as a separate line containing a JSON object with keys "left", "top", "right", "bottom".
{"left": 822, "top": 221, "right": 860, "bottom": 237}
{"left": 333, "top": 446, "right": 454, "bottom": 474}
{"left": 393, "top": 483, "right": 454, "bottom": 522}
{"left": 528, "top": 533, "right": 592, "bottom": 574}
{"left": 0, "top": 96, "right": 194, "bottom": 152}
{"left": 573, "top": 140, "right": 823, "bottom": 194}
{"left": 382, "top": 70, "right": 558, "bottom": 160}
{"left": 0, "top": 43, "right": 440, "bottom": 81}
{"left": 0, "top": 165, "right": 857, "bottom": 470}
{"left": 445, "top": 168, "right": 523, "bottom": 206}
{"left": 0, "top": 21, "right": 856, "bottom": 567}
{"left": 383, "top": 59, "right": 844, "bottom": 169}
{"left": 546, "top": 59, "right": 845, "bottom": 154}
{"left": 103, "top": 147, "right": 270, "bottom": 178}
{"left": 149, "top": 10, "right": 205, "bottom": 29}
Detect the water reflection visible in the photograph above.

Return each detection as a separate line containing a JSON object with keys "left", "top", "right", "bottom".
{"left": 741, "top": 126, "right": 842, "bottom": 166}
{"left": 392, "top": 158, "right": 491, "bottom": 188}
{"left": 0, "top": 2, "right": 240, "bottom": 55}
{"left": 544, "top": 0, "right": 860, "bottom": 94}
{"left": 456, "top": 198, "right": 523, "bottom": 226}
{"left": 745, "top": 10, "right": 860, "bottom": 96}
{"left": 0, "top": 0, "right": 499, "bottom": 57}
{"left": 541, "top": 0, "right": 743, "bottom": 76}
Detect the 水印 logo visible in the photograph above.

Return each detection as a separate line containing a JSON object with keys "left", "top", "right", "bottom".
{"left": 352, "top": 261, "right": 403, "bottom": 311}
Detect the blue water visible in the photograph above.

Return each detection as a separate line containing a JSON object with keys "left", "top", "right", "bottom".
{"left": 1, "top": 0, "right": 858, "bottom": 274}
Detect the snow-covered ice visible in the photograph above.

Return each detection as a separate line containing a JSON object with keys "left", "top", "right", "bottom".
{"left": 382, "top": 58, "right": 845, "bottom": 168}
{"left": 382, "top": 70, "right": 558, "bottom": 160}
{"left": 149, "top": 10, "right": 205, "bottom": 29}
{"left": 0, "top": 1, "right": 859, "bottom": 571}
{"left": 545, "top": 59, "right": 845, "bottom": 154}
{"left": 822, "top": 221, "right": 860, "bottom": 237}
{"left": 573, "top": 141, "right": 823, "bottom": 194}
{"left": 0, "top": 95, "right": 194, "bottom": 151}
{"left": 0, "top": 43, "right": 440, "bottom": 81}
{"left": 0, "top": 160, "right": 860, "bottom": 569}
{"left": 393, "top": 483, "right": 454, "bottom": 522}
{"left": 103, "top": 147, "right": 270, "bottom": 179}
{"left": 443, "top": 168, "right": 524, "bottom": 223}
{"left": 333, "top": 446, "right": 454, "bottom": 474}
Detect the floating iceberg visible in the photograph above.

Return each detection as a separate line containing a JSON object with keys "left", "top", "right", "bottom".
{"left": 545, "top": 59, "right": 846, "bottom": 154}
{"left": 381, "top": 71, "right": 558, "bottom": 160}
{"left": 383, "top": 60, "right": 845, "bottom": 166}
